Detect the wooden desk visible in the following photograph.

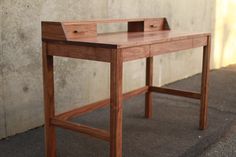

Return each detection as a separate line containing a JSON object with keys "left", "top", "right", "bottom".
{"left": 42, "top": 18, "right": 211, "bottom": 157}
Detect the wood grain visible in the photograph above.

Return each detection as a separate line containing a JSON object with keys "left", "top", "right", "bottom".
{"left": 144, "top": 18, "right": 170, "bottom": 32}
{"left": 42, "top": 19, "right": 209, "bottom": 49}
{"left": 42, "top": 22, "right": 66, "bottom": 40}
{"left": 46, "top": 36, "right": 209, "bottom": 62}
{"left": 62, "top": 23, "right": 97, "bottom": 39}
{"left": 110, "top": 49, "right": 123, "bottom": 157}
{"left": 122, "top": 45, "right": 149, "bottom": 61}
{"left": 150, "top": 39, "right": 193, "bottom": 56}
{"left": 150, "top": 86, "right": 201, "bottom": 99}
{"left": 42, "top": 18, "right": 211, "bottom": 157}
{"left": 199, "top": 35, "right": 211, "bottom": 130}
{"left": 42, "top": 42, "right": 56, "bottom": 157}
{"left": 128, "top": 21, "right": 144, "bottom": 32}
{"left": 63, "top": 18, "right": 167, "bottom": 25}
{"left": 193, "top": 36, "right": 208, "bottom": 47}
{"left": 51, "top": 118, "right": 110, "bottom": 141}
{"left": 145, "top": 57, "right": 153, "bottom": 118}
{"left": 42, "top": 18, "right": 169, "bottom": 41}
{"left": 128, "top": 18, "right": 170, "bottom": 32}
{"left": 47, "top": 43, "right": 111, "bottom": 62}
{"left": 47, "top": 31, "right": 210, "bottom": 49}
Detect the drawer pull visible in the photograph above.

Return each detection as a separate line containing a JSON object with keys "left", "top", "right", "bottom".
{"left": 150, "top": 25, "right": 158, "bottom": 28}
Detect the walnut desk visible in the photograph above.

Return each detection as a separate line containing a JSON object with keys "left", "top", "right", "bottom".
{"left": 42, "top": 18, "right": 211, "bottom": 157}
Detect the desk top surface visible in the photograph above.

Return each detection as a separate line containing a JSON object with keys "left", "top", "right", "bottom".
{"left": 67, "top": 31, "right": 210, "bottom": 48}
{"left": 42, "top": 18, "right": 210, "bottom": 49}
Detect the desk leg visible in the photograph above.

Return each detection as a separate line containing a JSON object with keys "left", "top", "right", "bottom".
{"left": 200, "top": 36, "right": 211, "bottom": 130}
{"left": 145, "top": 57, "right": 153, "bottom": 118}
{"left": 43, "top": 42, "right": 56, "bottom": 157}
{"left": 110, "top": 50, "right": 123, "bottom": 157}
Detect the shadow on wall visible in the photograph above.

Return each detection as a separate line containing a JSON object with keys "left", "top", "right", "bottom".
{"left": 214, "top": 0, "right": 236, "bottom": 68}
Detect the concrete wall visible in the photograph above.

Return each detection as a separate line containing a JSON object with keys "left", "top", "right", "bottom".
{"left": 0, "top": 0, "right": 6, "bottom": 139}
{"left": 0, "top": 0, "right": 216, "bottom": 139}
{"left": 213, "top": 0, "right": 236, "bottom": 68}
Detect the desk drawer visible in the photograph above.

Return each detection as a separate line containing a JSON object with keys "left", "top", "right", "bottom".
{"left": 150, "top": 39, "right": 193, "bottom": 56}
{"left": 122, "top": 45, "right": 149, "bottom": 61}
{"left": 144, "top": 19, "right": 166, "bottom": 32}
{"left": 63, "top": 23, "right": 97, "bottom": 39}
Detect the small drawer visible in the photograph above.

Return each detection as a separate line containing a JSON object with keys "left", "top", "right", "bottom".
{"left": 144, "top": 19, "right": 166, "bottom": 32}
{"left": 63, "top": 23, "right": 97, "bottom": 39}
{"left": 150, "top": 39, "right": 193, "bottom": 56}
{"left": 122, "top": 45, "right": 150, "bottom": 61}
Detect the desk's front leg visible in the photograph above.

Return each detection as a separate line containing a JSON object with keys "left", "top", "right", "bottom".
{"left": 145, "top": 57, "right": 153, "bottom": 118}
{"left": 200, "top": 36, "right": 211, "bottom": 130}
{"left": 42, "top": 42, "right": 56, "bottom": 157}
{"left": 110, "top": 49, "right": 123, "bottom": 157}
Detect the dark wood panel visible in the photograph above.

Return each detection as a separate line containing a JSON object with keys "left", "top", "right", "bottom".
{"left": 128, "top": 21, "right": 144, "bottom": 32}
{"left": 42, "top": 22, "right": 66, "bottom": 40}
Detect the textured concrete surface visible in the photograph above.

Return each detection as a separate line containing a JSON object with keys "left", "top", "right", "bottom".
{"left": 213, "top": 0, "right": 236, "bottom": 68}
{"left": 0, "top": 0, "right": 216, "bottom": 139}
{"left": 0, "top": 65, "right": 236, "bottom": 157}
{"left": 198, "top": 64, "right": 236, "bottom": 157}
{"left": 0, "top": 95, "right": 234, "bottom": 157}
{"left": 0, "top": 0, "right": 6, "bottom": 139}
{"left": 199, "top": 121, "right": 236, "bottom": 157}
{"left": 166, "top": 64, "right": 236, "bottom": 114}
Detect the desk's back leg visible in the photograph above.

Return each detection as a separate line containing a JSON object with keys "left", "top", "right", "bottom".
{"left": 110, "top": 50, "right": 123, "bottom": 157}
{"left": 42, "top": 42, "right": 57, "bottom": 157}
{"left": 200, "top": 36, "right": 211, "bottom": 130}
{"left": 145, "top": 57, "right": 153, "bottom": 118}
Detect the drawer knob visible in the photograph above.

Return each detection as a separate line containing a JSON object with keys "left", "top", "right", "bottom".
{"left": 150, "top": 25, "right": 158, "bottom": 28}
{"left": 73, "top": 30, "right": 78, "bottom": 33}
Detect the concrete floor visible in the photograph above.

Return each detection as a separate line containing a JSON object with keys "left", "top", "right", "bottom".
{"left": 0, "top": 64, "right": 236, "bottom": 157}
{"left": 200, "top": 121, "right": 236, "bottom": 157}
{"left": 199, "top": 64, "right": 236, "bottom": 157}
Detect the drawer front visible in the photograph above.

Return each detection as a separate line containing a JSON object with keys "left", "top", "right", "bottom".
{"left": 144, "top": 19, "right": 165, "bottom": 32}
{"left": 47, "top": 43, "right": 111, "bottom": 62}
{"left": 63, "top": 23, "right": 97, "bottom": 39}
{"left": 150, "top": 39, "right": 193, "bottom": 56}
{"left": 122, "top": 45, "right": 150, "bottom": 61}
